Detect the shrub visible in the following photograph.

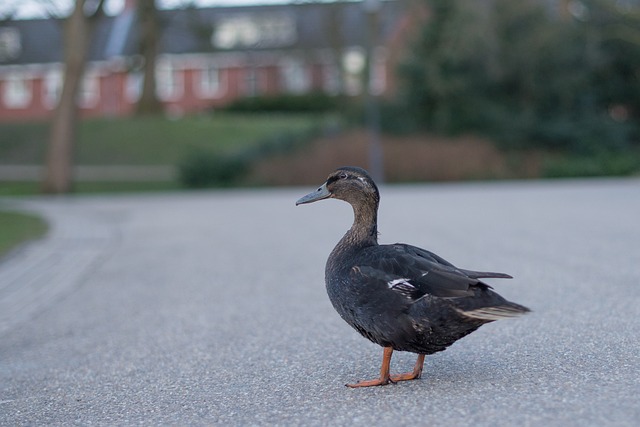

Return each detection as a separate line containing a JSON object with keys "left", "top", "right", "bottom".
{"left": 222, "top": 93, "right": 338, "bottom": 113}
{"left": 178, "top": 124, "right": 327, "bottom": 188}
{"left": 542, "top": 151, "right": 640, "bottom": 178}
{"left": 178, "top": 150, "right": 248, "bottom": 188}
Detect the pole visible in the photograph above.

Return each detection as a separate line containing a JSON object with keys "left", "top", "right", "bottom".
{"left": 363, "top": 0, "right": 384, "bottom": 183}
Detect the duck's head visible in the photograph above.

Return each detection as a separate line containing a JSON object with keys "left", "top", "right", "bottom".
{"left": 296, "top": 166, "right": 380, "bottom": 207}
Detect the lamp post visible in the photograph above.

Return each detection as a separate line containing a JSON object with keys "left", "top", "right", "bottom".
{"left": 363, "top": 0, "right": 384, "bottom": 183}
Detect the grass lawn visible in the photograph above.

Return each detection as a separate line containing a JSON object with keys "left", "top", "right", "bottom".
{"left": 0, "top": 113, "right": 323, "bottom": 165}
{"left": 0, "top": 181, "right": 181, "bottom": 196}
{"left": 0, "top": 113, "right": 324, "bottom": 194}
{"left": 0, "top": 182, "right": 42, "bottom": 196}
{"left": 0, "top": 210, "right": 48, "bottom": 258}
{"left": 3, "top": 113, "right": 635, "bottom": 193}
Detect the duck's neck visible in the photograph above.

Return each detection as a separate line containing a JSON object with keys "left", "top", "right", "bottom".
{"left": 326, "top": 201, "right": 379, "bottom": 277}
{"left": 337, "top": 201, "right": 379, "bottom": 250}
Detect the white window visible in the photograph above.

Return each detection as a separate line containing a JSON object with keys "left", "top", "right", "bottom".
{"left": 43, "top": 68, "right": 62, "bottom": 109}
{"left": 370, "top": 47, "right": 388, "bottom": 95}
{"left": 213, "top": 16, "right": 260, "bottom": 49}
{"left": 78, "top": 70, "right": 100, "bottom": 108}
{"left": 258, "top": 13, "right": 296, "bottom": 47}
{"left": 197, "top": 63, "right": 220, "bottom": 98}
{"left": 3, "top": 71, "right": 32, "bottom": 108}
{"left": 0, "top": 28, "right": 21, "bottom": 61}
{"left": 243, "top": 68, "right": 259, "bottom": 96}
{"left": 212, "top": 13, "right": 296, "bottom": 49}
{"left": 280, "top": 58, "right": 309, "bottom": 94}
{"left": 156, "top": 60, "right": 182, "bottom": 101}
{"left": 342, "top": 48, "right": 365, "bottom": 96}
{"left": 125, "top": 71, "right": 143, "bottom": 103}
{"left": 323, "top": 62, "right": 341, "bottom": 95}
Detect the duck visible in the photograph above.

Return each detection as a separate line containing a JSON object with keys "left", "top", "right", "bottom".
{"left": 296, "top": 166, "right": 530, "bottom": 388}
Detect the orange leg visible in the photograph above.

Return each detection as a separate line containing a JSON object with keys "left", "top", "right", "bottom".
{"left": 346, "top": 349, "right": 426, "bottom": 388}
{"left": 390, "top": 354, "right": 425, "bottom": 382}
{"left": 346, "top": 346, "right": 394, "bottom": 388}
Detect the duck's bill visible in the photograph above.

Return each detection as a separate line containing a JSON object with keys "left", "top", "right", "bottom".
{"left": 296, "top": 182, "right": 331, "bottom": 205}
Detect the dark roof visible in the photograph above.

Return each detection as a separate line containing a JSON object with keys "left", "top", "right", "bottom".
{"left": 151, "top": 1, "right": 405, "bottom": 55}
{"left": 0, "top": 15, "right": 118, "bottom": 65}
{"left": 0, "top": 18, "right": 63, "bottom": 64}
{"left": 0, "top": 0, "right": 406, "bottom": 66}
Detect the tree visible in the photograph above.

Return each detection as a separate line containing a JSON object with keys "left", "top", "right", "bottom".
{"left": 399, "top": 0, "right": 494, "bottom": 133}
{"left": 398, "top": 0, "right": 639, "bottom": 152}
{"left": 136, "top": 0, "right": 163, "bottom": 115}
{"left": 585, "top": 0, "right": 640, "bottom": 132}
{"left": 42, "top": 0, "right": 106, "bottom": 194}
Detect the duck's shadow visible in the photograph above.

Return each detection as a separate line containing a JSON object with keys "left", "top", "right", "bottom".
{"left": 331, "top": 345, "right": 537, "bottom": 392}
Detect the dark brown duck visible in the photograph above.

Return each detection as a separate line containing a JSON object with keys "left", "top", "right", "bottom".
{"left": 296, "top": 166, "right": 530, "bottom": 387}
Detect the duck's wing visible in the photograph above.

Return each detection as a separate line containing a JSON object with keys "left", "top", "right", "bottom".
{"left": 352, "top": 243, "right": 512, "bottom": 301}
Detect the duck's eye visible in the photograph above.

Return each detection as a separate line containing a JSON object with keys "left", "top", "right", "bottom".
{"left": 339, "top": 173, "right": 348, "bottom": 180}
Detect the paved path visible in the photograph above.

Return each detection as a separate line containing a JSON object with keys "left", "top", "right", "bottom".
{"left": 1, "top": 179, "right": 639, "bottom": 426}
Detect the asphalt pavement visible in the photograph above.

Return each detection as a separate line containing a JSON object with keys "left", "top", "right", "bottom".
{"left": 1, "top": 178, "right": 639, "bottom": 426}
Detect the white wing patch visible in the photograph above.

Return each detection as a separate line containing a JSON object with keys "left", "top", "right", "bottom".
{"left": 387, "top": 278, "right": 412, "bottom": 289}
{"left": 387, "top": 278, "right": 421, "bottom": 300}
{"left": 386, "top": 272, "right": 427, "bottom": 288}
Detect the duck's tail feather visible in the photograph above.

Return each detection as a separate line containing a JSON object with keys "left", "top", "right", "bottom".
{"left": 455, "top": 303, "right": 530, "bottom": 321}
{"left": 459, "top": 269, "right": 513, "bottom": 280}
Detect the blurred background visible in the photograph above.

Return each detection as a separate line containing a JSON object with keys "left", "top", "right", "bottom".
{"left": 0, "top": 0, "right": 639, "bottom": 196}
{"left": 3, "top": 5, "right": 640, "bottom": 423}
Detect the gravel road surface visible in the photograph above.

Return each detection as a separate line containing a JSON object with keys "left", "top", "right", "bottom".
{"left": 1, "top": 179, "right": 638, "bottom": 426}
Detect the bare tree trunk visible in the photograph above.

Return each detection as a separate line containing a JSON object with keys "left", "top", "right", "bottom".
{"left": 137, "top": 0, "right": 163, "bottom": 115}
{"left": 42, "top": 0, "right": 105, "bottom": 194}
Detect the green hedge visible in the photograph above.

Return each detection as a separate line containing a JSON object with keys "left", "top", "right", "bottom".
{"left": 178, "top": 125, "right": 325, "bottom": 188}
{"left": 542, "top": 151, "right": 640, "bottom": 178}
{"left": 222, "top": 93, "right": 339, "bottom": 113}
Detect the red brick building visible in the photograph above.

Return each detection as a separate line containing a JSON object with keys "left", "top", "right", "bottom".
{"left": 0, "top": 0, "right": 410, "bottom": 122}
